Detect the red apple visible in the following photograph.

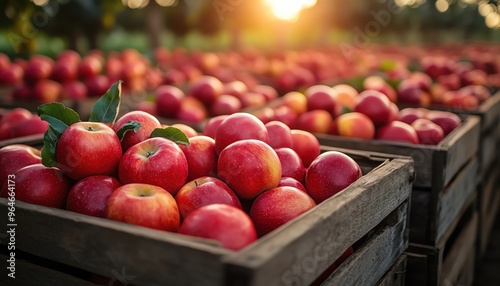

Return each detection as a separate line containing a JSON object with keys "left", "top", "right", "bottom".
{"left": 222, "top": 80, "right": 248, "bottom": 99}
{"left": 250, "top": 186, "right": 316, "bottom": 236}
{"left": 397, "top": 79, "right": 431, "bottom": 106}
{"left": 398, "top": 108, "right": 428, "bottom": 125}
{"left": 155, "top": 85, "right": 185, "bottom": 118}
{"left": 11, "top": 84, "right": 31, "bottom": 100}
{"left": 51, "top": 60, "right": 78, "bottom": 83}
{"left": 202, "top": 115, "right": 228, "bottom": 139}
{"left": 363, "top": 75, "right": 397, "bottom": 102}
{"left": 253, "top": 107, "right": 276, "bottom": 124}
{"left": 170, "top": 123, "right": 198, "bottom": 138}
{"left": 56, "top": 122, "right": 123, "bottom": 180}
{"left": 459, "top": 85, "right": 490, "bottom": 103}
{"left": 189, "top": 76, "right": 224, "bottom": 106}
{"left": 214, "top": 113, "right": 269, "bottom": 155}
{"left": 113, "top": 110, "right": 162, "bottom": 151}
{"left": 306, "top": 151, "right": 362, "bottom": 204}
{"left": 79, "top": 56, "right": 103, "bottom": 79}
{"left": 252, "top": 85, "right": 278, "bottom": 102}
{"left": 290, "top": 129, "right": 320, "bottom": 167}
{"left": 0, "top": 144, "right": 42, "bottom": 187}
{"left": 281, "top": 91, "right": 308, "bottom": 115}
{"left": 175, "top": 176, "right": 241, "bottom": 219}
{"left": 305, "top": 85, "right": 337, "bottom": 113}
{"left": 1, "top": 164, "right": 71, "bottom": 209}
{"left": 85, "top": 75, "right": 110, "bottom": 97}
{"left": 119, "top": 137, "right": 188, "bottom": 196}
{"left": 218, "top": 139, "right": 281, "bottom": 200}
{"left": 179, "top": 204, "right": 257, "bottom": 250}
{"left": 24, "top": 55, "right": 53, "bottom": 83}
{"left": 177, "top": 97, "right": 208, "bottom": 123}
{"left": 210, "top": 94, "right": 242, "bottom": 116}
{"left": 66, "top": 175, "right": 122, "bottom": 217}
{"left": 179, "top": 135, "right": 217, "bottom": 181}
{"left": 0, "top": 108, "right": 32, "bottom": 127}
{"left": 10, "top": 116, "right": 48, "bottom": 138}
{"left": 32, "top": 79, "right": 62, "bottom": 103}
{"left": 278, "top": 177, "right": 307, "bottom": 193}
{"left": 425, "top": 110, "right": 461, "bottom": 135}
{"left": 376, "top": 121, "right": 419, "bottom": 144}
{"left": 62, "top": 81, "right": 88, "bottom": 100}
{"left": 265, "top": 121, "right": 293, "bottom": 149}
{"left": 106, "top": 183, "right": 180, "bottom": 232}
{"left": 0, "top": 63, "right": 24, "bottom": 86}
{"left": 274, "top": 105, "right": 299, "bottom": 128}
{"left": 411, "top": 118, "right": 445, "bottom": 145}
{"left": 295, "top": 110, "right": 332, "bottom": 134}
{"left": 336, "top": 112, "right": 375, "bottom": 140}
{"left": 275, "top": 148, "right": 306, "bottom": 183}
{"left": 354, "top": 90, "right": 392, "bottom": 127}
{"left": 239, "top": 92, "right": 267, "bottom": 109}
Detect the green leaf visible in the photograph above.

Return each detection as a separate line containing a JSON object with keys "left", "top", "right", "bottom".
{"left": 150, "top": 127, "right": 190, "bottom": 146}
{"left": 89, "top": 81, "right": 122, "bottom": 124}
{"left": 116, "top": 121, "right": 142, "bottom": 141}
{"left": 38, "top": 103, "right": 81, "bottom": 135}
{"left": 41, "top": 125, "right": 59, "bottom": 167}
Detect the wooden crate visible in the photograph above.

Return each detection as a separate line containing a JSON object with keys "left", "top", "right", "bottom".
{"left": 405, "top": 195, "right": 478, "bottom": 286}
{"left": 375, "top": 255, "right": 407, "bottom": 286}
{"left": 477, "top": 159, "right": 500, "bottom": 259}
{"left": 0, "top": 146, "right": 414, "bottom": 286}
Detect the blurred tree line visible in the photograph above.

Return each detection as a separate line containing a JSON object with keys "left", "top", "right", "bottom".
{"left": 0, "top": 0, "right": 497, "bottom": 55}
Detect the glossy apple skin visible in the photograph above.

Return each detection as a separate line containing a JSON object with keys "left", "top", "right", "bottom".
{"left": 214, "top": 113, "right": 269, "bottom": 155}
{"left": 11, "top": 116, "right": 48, "bottom": 138}
{"left": 250, "top": 186, "right": 316, "bottom": 237}
{"left": 305, "top": 85, "right": 337, "bottom": 113}
{"left": 376, "top": 121, "right": 420, "bottom": 144}
{"left": 175, "top": 176, "right": 242, "bottom": 219}
{"left": 66, "top": 175, "right": 122, "bottom": 218}
{"left": 179, "top": 204, "right": 257, "bottom": 251}
{"left": 336, "top": 112, "right": 375, "bottom": 140}
{"left": 210, "top": 94, "right": 242, "bottom": 116}
{"left": 296, "top": 110, "right": 332, "bottom": 134}
{"left": 411, "top": 119, "right": 445, "bottom": 145}
{"left": 265, "top": 121, "right": 293, "bottom": 149}
{"left": 119, "top": 137, "right": 188, "bottom": 196}
{"left": 0, "top": 144, "right": 42, "bottom": 187}
{"left": 398, "top": 108, "right": 428, "bottom": 125}
{"left": 275, "top": 148, "right": 306, "bottom": 183}
{"left": 290, "top": 129, "right": 320, "bottom": 168}
{"left": 306, "top": 151, "right": 362, "bottom": 204}
{"left": 180, "top": 135, "right": 217, "bottom": 181}
{"left": 190, "top": 76, "right": 224, "bottom": 105}
{"left": 105, "top": 183, "right": 180, "bottom": 232}
{"left": 57, "top": 122, "right": 123, "bottom": 180}
{"left": 113, "top": 110, "right": 162, "bottom": 151}
{"left": 354, "top": 90, "right": 392, "bottom": 127}
{"left": 218, "top": 139, "right": 281, "bottom": 200}
{"left": 1, "top": 164, "right": 71, "bottom": 209}
{"left": 202, "top": 115, "right": 228, "bottom": 139}
{"left": 425, "top": 110, "right": 461, "bottom": 136}
{"left": 170, "top": 123, "right": 198, "bottom": 138}
{"left": 155, "top": 85, "right": 185, "bottom": 118}
{"left": 278, "top": 177, "right": 307, "bottom": 193}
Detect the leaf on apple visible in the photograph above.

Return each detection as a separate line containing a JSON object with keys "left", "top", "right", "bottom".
{"left": 116, "top": 121, "right": 142, "bottom": 141}
{"left": 41, "top": 125, "right": 59, "bottom": 167}
{"left": 150, "top": 127, "right": 190, "bottom": 146}
{"left": 38, "top": 102, "right": 81, "bottom": 135}
{"left": 89, "top": 81, "right": 122, "bottom": 125}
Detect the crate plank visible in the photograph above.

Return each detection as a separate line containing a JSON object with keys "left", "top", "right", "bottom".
{"left": 479, "top": 130, "right": 497, "bottom": 177}
{"left": 478, "top": 162, "right": 500, "bottom": 258}
{"left": 376, "top": 255, "right": 407, "bottom": 286}
{"left": 320, "top": 201, "right": 409, "bottom": 286}
{"left": 224, "top": 158, "right": 414, "bottom": 286}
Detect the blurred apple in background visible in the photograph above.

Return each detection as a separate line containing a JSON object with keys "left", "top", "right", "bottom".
{"left": 0, "top": 63, "right": 23, "bottom": 86}
{"left": 170, "top": 123, "right": 198, "bottom": 138}
{"left": 202, "top": 115, "right": 228, "bottom": 139}
{"left": 79, "top": 55, "right": 103, "bottom": 79}
{"left": 24, "top": 55, "right": 54, "bottom": 84}
{"left": 10, "top": 116, "right": 48, "bottom": 138}
{"left": 425, "top": 110, "right": 461, "bottom": 135}
{"left": 32, "top": 79, "right": 62, "bottom": 103}
{"left": 376, "top": 121, "right": 419, "bottom": 144}
{"left": 281, "top": 91, "right": 308, "bottom": 115}
{"left": 190, "top": 75, "right": 224, "bottom": 106}
{"left": 398, "top": 108, "right": 427, "bottom": 125}
{"left": 177, "top": 97, "right": 208, "bottom": 123}
{"left": 305, "top": 85, "right": 337, "bottom": 113}
{"left": 411, "top": 119, "right": 445, "bottom": 145}
{"left": 85, "top": 75, "right": 110, "bottom": 97}
{"left": 363, "top": 75, "right": 397, "bottom": 102}
{"left": 210, "top": 94, "right": 242, "bottom": 116}
{"left": 355, "top": 90, "right": 392, "bottom": 127}
{"left": 252, "top": 85, "right": 278, "bottom": 102}
{"left": 62, "top": 81, "right": 88, "bottom": 100}
{"left": 290, "top": 129, "right": 320, "bottom": 168}
{"left": 155, "top": 85, "right": 185, "bottom": 118}
{"left": 336, "top": 112, "right": 375, "bottom": 140}
{"left": 295, "top": 110, "right": 332, "bottom": 134}
{"left": 265, "top": 121, "right": 293, "bottom": 149}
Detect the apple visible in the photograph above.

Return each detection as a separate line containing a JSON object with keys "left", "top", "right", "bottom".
{"left": 51, "top": 60, "right": 78, "bottom": 83}
{"left": 0, "top": 53, "right": 10, "bottom": 71}
{"left": 265, "top": 121, "right": 293, "bottom": 149}
{"left": 179, "top": 204, "right": 257, "bottom": 250}
{"left": 295, "top": 110, "right": 332, "bottom": 134}
{"left": 397, "top": 79, "right": 431, "bottom": 106}
{"left": 189, "top": 76, "right": 224, "bottom": 106}
{"left": 363, "top": 75, "right": 397, "bottom": 102}
{"left": 0, "top": 108, "right": 32, "bottom": 127}
{"left": 155, "top": 85, "right": 185, "bottom": 118}
{"left": 253, "top": 107, "right": 276, "bottom": 124}
{"left": 119, "top": 137, "right": 188, "bottom": 196}
{"left": 170, "top": 124, "right": 198, "bottom": 138}
{"left": 437, "top": 74, "right": 461, "bottom": 91}
{"left": 66, "top": 175, "right": 122, "bottom": 218}
{"left": 281, "top": 91, "right": 308, "bottom": 115}
{"left": 250, "top": 186, "right": 316, "bottom": 236}
{"left": 24, "top": 55, "right": 53, "bottom": 83}
{"left": 32, "top": 79, "right": 62, "bottom": 103}
{"left": 214, "top": 113, "right": 269, "bottom": 155}
{"left": 163, "top": 69, "right": 186, "bottom": 85}
{"left": 56, "top": 122, "right": 122, "bottom": 180}
{"left": 106, "top": 183, "right": 180, "bottom": 232}
{"left": 306, "top": 151, "right": 362, "bottom": 204}
{"left": 274, "top": 148, "right": 306, "bottom": 183}
{"left": 1, "top": 164, "right": 71, "bottom": 209}
{"left": 443, "top": 91, "right": 479, "bottom": 109}
{"left": 332, "top": 84, "right": 357, "bottom": 116}
{"left": 376, "top": 121, "right": 419, "bottom": 144}
{"left": 175, "top": 176, "right": 242, "bottom": 219}
{"left": 354, "top": 90, "right": 392, "bottom": 127}
{"left": 202, "top": 115, "right": 228, "bottom": 139}
{"left": 10, "top": 116, "right": 48, "bottom": 138}
{"left": 57, "top": 50, "right": 80, "bottom": 63}
{"left": 11, "top": 84, "right": 31, "bottom": 100}
{"left": 177, "top": 97, "right": 208, "bottom": 123}
{"left": 0, "top": 144, "right": 42, "bottom": 187}
{"left": 411, "top": 119, "right": 445, "bottom": 145}
{"left": 252, "top": 85, "right": 278, "bottom": 102}
{"left": 85, "top": 75, "right": 110, "bottom": 97}
{"left": 113, "top": 110, "right": 162, "bottom": 151}
{"left": 210, "top": 94, "right": 242, "bottom": 116}
{"left": 336, "top": 112, "right": 375, "bottom": 140}
{"left": 425, "top": 110, "right": 461, "bottom": 135}
{"left": 79, "top": 56, "right": 103, "bottom": 79}
{"left": 290, "top": 129, "right": 320, "bottom": 167}
{"left": 273, "top": 105, "right": 299, "bottom": 128}
{"left": 305, "top": 85, "right": 337, "bottom": 113}
{"left": 179, "top": 135, "right": 217, "bottom": 181}
{"left": 278, "top": 177, "right": 307, "bottom": 193}
{"left": 239, "top": 92, "right": 266, "bottom": 109}
{"left": 222, "top": 80, "right": 248, "bottom": 99}
{"left": 459, "top": 85, "right": 490, "bottom": 103}
{"left": 398, "top": 108, "right": 428, "bottom": 125}
{"left": 0, "top": 63, "right": 24, "bottom": 86}
{"left": 62, "top": 81, "right": 88, "bottom": 100}
{"left": 218, "top": 139, "right": 281, "bottom": 200}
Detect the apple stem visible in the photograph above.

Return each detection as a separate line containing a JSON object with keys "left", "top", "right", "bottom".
{"left": 87, "top": 126, "right": 94, "bottom": 131}
{"left": 146, "top": 151, "right": 155, "bottom": 158}
{"left": 195, "top": 180, "right": 199, "bottom": 187}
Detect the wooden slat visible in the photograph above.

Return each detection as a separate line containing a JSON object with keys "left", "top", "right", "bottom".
{"left": 478, "top": 163, "right": 500, "bottom": 258}
{"left": 479, "top": 130, "right": 498, "bottom": 177}
{"left": 224, "top": 158, "right": 414, "bottom": 286}
{"left": 376, "top": 255, "right": 408, "bottom": 286}
{"left": 409, "top": 189, "right": 432, "bottom": 243}
{"left": 321, "top": 201, "right": 409, "bottom": 286}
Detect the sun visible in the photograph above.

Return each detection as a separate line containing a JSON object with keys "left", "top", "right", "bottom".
{"left": 264, "top": 0, "right": 317, "bottom": 22}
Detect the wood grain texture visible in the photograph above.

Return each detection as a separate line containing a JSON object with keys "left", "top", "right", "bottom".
{"left": 225, "top": 158, "right": 414, "bottom": 286}
{"left": 478, "top": 163, "right": 500, "bottom": 258}
{"left": 375, "top": 255, "right": 407, "bottom": 286}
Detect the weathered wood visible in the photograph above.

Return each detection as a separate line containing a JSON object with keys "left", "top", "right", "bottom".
{"left": 409, "top": 190, "right": 432, "bottom": 243}
{"left": 375, "top": 255, "right": 407, "bottom": 286}
{"left": 479, "top": 130, "right": 498, "bottom": 178}
{"left": 224, "top": 158, "right": 414, "bottom": 286}
{"left": 320, "top": 201, "right": 409, "bottom": 286}
{"left": 478, "top": 162, "right": 500, "bottom": 258}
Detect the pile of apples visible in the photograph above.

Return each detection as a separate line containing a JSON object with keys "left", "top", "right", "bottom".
{"left": 137, "top": 76, "right": 278, "bottom": 123}
{"left": 0, "top": 83, "right": 363, "bottom": 252}
{"left": 251, "top": 83, "right": 462, "bottom": 145}
{"left": 0, "top": 108, "right": 48, "bottom": 141}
